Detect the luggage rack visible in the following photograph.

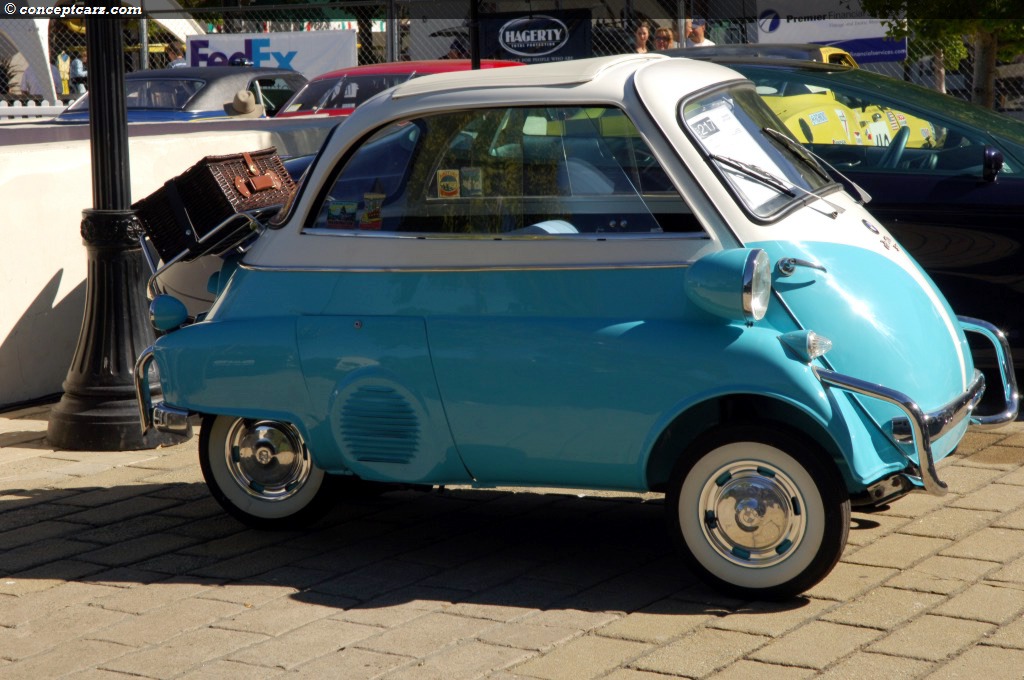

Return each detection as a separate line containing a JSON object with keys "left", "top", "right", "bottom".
{"left": 140, "top": 205, "right": 281, "bottom": 301}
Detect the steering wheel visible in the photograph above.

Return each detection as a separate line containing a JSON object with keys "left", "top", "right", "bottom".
{"left": 879, "top": 125, "right": 910, "bottom": 169}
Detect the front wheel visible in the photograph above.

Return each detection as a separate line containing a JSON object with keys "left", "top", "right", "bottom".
{"left": 199, "top": 414, "right": 336, "bottom": 530}
{"left": 667, "top": 425, "right": 850, "bottom": 600}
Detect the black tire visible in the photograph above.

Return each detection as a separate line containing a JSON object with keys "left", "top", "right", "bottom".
{"left": 666, "top": 424, "right": 850, "bottom": 600}
{"left": 199, "top": 414, "right": 337, "bottom": 530}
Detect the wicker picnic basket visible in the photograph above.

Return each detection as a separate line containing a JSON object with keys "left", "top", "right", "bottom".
{"left": 133, "top": 147, "right": 295, "bottom": 262}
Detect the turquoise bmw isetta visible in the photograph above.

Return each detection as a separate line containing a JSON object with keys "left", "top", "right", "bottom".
{"left": 136, "top": 54, "right": 1018, "bottom": 599}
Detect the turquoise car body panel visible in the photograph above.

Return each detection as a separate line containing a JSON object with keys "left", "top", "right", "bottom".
{"left": 151, "top": 253, "right": 950, "bottom": 493}
{"left": 753, "top": 238, "right": 974, "bottom": 463}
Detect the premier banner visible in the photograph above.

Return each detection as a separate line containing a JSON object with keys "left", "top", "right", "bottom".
{"left": 755, "top": 0, "right": 906, "bottom": 63}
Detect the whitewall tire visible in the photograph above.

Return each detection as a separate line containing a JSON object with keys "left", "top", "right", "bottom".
{"left": 199, "top": 414, "right": 336, "bottom": 529}
{"left": 667, "top": 425, "right": 850, "bottom": 600}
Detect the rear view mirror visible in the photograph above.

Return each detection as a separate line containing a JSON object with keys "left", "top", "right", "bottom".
{"left": 983, "top": 146, "right": 1004, "bottom": 182}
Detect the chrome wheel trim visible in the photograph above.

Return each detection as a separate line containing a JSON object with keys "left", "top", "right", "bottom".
{"left": 697, "top": 459, "right": 806, "bottom": 569}
{"left": 223, "top": 419, "right": 313, "bottom": 502}
{"left": 678, "top": 441, "right": 826, "bottom": 590}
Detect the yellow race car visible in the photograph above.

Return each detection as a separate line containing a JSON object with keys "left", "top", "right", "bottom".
{"left": 760, "top": 85, "right": 938, "bottom": 150}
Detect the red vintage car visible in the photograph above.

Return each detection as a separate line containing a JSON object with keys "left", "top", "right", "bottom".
{"left": 276, "top": 59, "right": 522, "bottom": 118}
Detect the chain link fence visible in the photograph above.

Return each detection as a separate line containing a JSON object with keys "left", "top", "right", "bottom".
{"left": 2, "top": 1, "right": 1021, "bottom": 113}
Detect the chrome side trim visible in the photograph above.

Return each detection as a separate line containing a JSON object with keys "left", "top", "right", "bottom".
{"left": 134, "top": 346, "right": 156, "bottom": 436}
{"left": 814, "top": 368, "right": 949, "bottom": 496}
{"left": 958, "top": 316, "right": 1020, "bottom": 428}
{"left": 300, "top": 228, "right": 711, "bottom": 241}
{"left": 890, "top": 370, "right": 986, "bottom": 444}
{"left": 239, "top": 260, "right": 697, "bottom": 274}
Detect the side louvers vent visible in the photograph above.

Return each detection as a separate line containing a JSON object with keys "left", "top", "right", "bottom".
{"left": 340, "top": 385, "right": 420, "bottom": 464}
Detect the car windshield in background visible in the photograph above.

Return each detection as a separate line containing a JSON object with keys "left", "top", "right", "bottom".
{"left": 736, "top": 65, "right": 1024, "bottom": 176}
{"left": 65, "top": 79, "right": 206, "bottom": 112}
{"left": 283, "top": 74, "right": 415, "bottom": 115}
{"left": 682, "top": 85, "right": 835, "bottom": 219}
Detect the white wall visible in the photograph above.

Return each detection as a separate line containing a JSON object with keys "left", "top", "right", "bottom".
{"left": 0, "top": 117, "right": 335, "bottom": 409}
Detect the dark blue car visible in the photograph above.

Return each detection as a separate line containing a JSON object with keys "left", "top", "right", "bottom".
{"left": 55, "top": 66, "right": 307, "bottom": 123}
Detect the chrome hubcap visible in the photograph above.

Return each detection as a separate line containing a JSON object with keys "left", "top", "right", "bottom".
{"left": 699, "top": 460, "right": 806, "bottom": 568}
{"left": 223, "top": 419, "right": 312, "bottom": 502}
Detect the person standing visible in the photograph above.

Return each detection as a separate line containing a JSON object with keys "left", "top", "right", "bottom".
{"left": 654, "top": 27, "right": 678, "bottom": 50}
{"left": 633, "top": 21, "right": 651, "bottom": 53}
{"left": 70, "top": 50, "right": 88, "bottom": 95}
{"left": 685, "top": 18, "right": 715, "bottom": 48}
{"left": 166, "top": 42, "right": 186, "bottom": 68}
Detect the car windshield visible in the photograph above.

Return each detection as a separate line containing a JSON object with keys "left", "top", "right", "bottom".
{"left": 283, "top": 73, "right": 415, "bottom": 115}
{"left": 681, "top": 85, "right": 835, "bottom": 219}
{"left": 65, "top": 79, "right": 205, "bottom": 111}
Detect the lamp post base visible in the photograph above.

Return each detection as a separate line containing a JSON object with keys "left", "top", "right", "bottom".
{"left": 47, "top": 210, "right": 188, "bottom": 451}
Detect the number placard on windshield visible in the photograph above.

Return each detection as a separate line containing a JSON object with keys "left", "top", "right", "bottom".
{"left": 681, "top": 89, "right": 831, "bottom": 219}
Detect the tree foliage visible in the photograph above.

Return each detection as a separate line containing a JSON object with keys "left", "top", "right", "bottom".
{"left": 859, "top": 0, "right": 1024, "bottom": 106}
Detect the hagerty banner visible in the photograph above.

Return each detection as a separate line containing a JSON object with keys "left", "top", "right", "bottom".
{"left": 480, "top": 10, "right": 592, "bottom": 63}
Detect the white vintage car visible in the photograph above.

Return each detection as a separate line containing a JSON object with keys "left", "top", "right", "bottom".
{"left": 138, "top": 54, "right": 1017, "bottom": 600}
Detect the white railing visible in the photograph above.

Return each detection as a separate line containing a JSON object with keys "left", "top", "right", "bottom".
{"left": 0, "top": 99, "right": 74, "bottom": 120}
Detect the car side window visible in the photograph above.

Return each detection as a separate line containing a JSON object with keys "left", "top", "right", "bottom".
{"left": 253, "top": 76, "right": 303, "bottom": 116}
{"left": 306, "top": 106, "right": 701, "bottom": 237}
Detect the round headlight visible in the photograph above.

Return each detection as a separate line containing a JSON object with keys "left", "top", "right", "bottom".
{"left": 742, "top": 249, "right": 771, "bottom": 322}
{"left": 685, "top": 248, "right": 773, "bottom": 323}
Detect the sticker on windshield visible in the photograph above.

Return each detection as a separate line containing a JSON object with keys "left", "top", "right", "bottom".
{"left": 437, "top": 169, "right": 460, "bottom": 198}
{"left": 808, "top": 111, "right": 828, "bottom": 126}
{"left": 834, "top": 110, "right": 849, "bottom": 138}
{"left": 461, "top": 167, "right": 482, "bottom": 197}
{"left": 360, "top": 193, "right": 385, "bottom": 230}
{"left": 691, "top": 116, "right": 720, "bottom": 140}
{"left": 685, "top": 95, "right": 794, "bottom": 214}
{"left": 326, "top": 201, "right": 358, "bottom": 229}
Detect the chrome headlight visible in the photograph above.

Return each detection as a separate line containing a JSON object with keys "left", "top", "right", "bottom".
{"left": 742, "top": 249, "right": 771, "bottom": 323}
{"left": 686, "top": 248, "right": 772, "bottom": 323}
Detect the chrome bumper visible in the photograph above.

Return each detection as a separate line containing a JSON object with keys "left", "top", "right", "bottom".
{"left": 813, "top": 316, "right": 1018, "bottom": 498}
{"left": 958, "top": 316, "right": 1020, "bottom": 429}
{"left": 814, "top": 368, "right": 985, "bottom": 497}
{"left": 134, "top": 346, "right": 192, "bottom": 437}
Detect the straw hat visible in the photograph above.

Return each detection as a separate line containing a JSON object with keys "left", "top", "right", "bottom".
{"left": 225, "top": 90, "right": 264, "bottom": 118}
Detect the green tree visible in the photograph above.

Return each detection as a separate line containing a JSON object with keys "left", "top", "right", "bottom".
{"left": 859, "top": 0, "right": 1024, "bottom": 108}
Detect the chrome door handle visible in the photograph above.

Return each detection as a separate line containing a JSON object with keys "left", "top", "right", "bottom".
{"left": 777, "top": 257, "right": 827, "bottom": 277}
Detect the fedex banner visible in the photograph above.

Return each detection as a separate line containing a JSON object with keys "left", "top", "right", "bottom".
{"left": 186, "top": 31, "right": 357, "bottom": 79}
{"left": 755, "top": 0, "right": 906, "bottom": 63}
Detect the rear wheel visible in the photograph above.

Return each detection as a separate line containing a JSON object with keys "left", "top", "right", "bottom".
{"left": 667, "top": 425, "right": 850, "bottom": 600}
{"left": 199, "top": 414, "right": 336, "bottom": 529}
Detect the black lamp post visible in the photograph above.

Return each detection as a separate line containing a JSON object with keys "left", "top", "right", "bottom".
{"left": 47, "top": 18, "right": 184, "bottom": 451}
{"left": 469, "top": 0, "right": 480, "bottom": 70}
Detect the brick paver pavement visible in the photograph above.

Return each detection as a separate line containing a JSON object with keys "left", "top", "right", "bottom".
{"left": 2, "top": 404, "right": 1024, "bottom": 679}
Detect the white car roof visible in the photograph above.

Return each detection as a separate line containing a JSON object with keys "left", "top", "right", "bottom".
{"left": 385, "top": 53, "right": 742, "bottom": 103}
{"left": 329, "top": 54, "right": 747, "bottom": 153}
{"left": 392, "top": 53, "right": 662, "bottom": 98}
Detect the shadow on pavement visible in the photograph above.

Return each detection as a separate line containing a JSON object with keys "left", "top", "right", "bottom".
{"left": 0, "top": 481, "right": 818, "bottom": 617}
